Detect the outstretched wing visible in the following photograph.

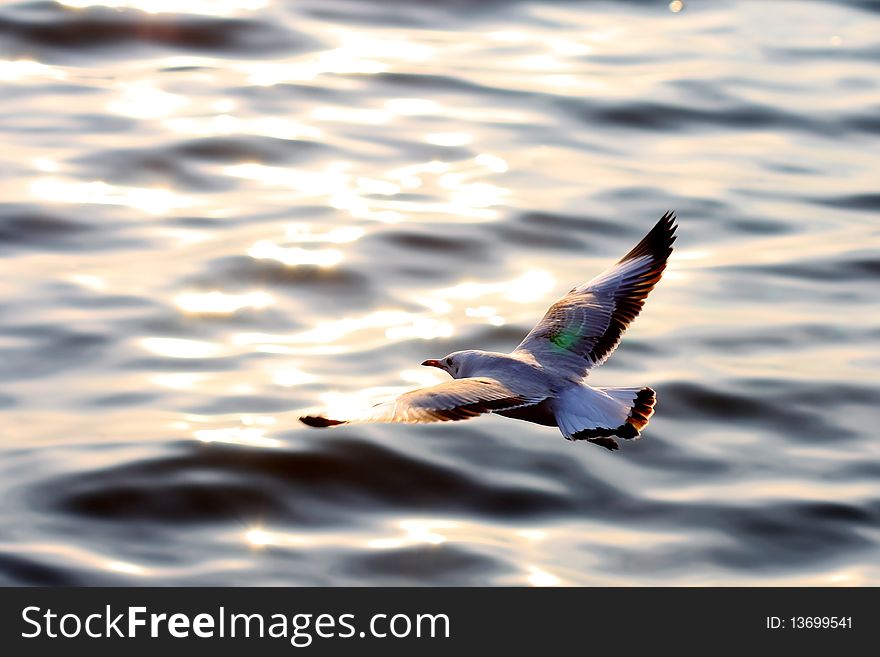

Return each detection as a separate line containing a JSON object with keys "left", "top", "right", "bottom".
{"left": 513, "top": 212, "right": 676, "bottom": 379}
{"left": 300, "top": 377, "right": 547, "bottom": 427}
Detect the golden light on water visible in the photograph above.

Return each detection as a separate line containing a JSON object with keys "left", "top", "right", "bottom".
{"left": 527, "top": 566, "right": 561, "bottom": 587}
{"left": 237, "top": 310, "right": 443, "bottom": 348}
{"left": 356, "top": 177, "right": 401, "bottom": 196}
{"left": 108, "top": 82, "right": 188, "bottom": 120}
{"left": 175, "top": 290, "right": 274, "bottom": 315}
{"left": 385, "top": 98, "right": 440, "bottom": 115}
{"left": 271, "top": 367, "right": 318, "bottom": 388}
{"left": 33, "top": 158, "right": 61, "bottom": 173}
{"left": 224, "top": 154, "right": 510, "bottom": 225}
{"left": 193, "top": 427, "right": 282, "bottom": 448}
{"left": 366, "top": 519, "right": 456, "bottom": 549}
{"left": 59, "top": 0, "right": 268, "bottom": 15}
{"left": 228, "top": 267, "right": 558, "bottom": 365}
{"left": 436, "top": 270, "right": 555, "bottom": 303}
{"left": 245, "top": 528, "right": 271, "bottom": 548}
{"left": 474, "top": 153, "right": 509, "bottom": 173}
{"left": 0, "top": 59, "right": 67, "bottom": 81}
{"left": 316, "top": 387, "right": 408, "bottom": 422}
{"left": 247, "top": 241, "right": 344, "bottom": 267}
{"left": 466, "top": 305, "right": 506, "bottom": 326}
{"left": 68, "top": 274, "right": 107, "bottom": 291}
{"left": 30, "top": 178, "right": 191, "bottom": 215}
{"left": 140, "top": 337, "right": 229, "bottom": 359}
{"left": 106, "top": 561, "right": 148, "bottom": 576}
{"left": 425, "top": 132, "right": 473, "bottom": 147}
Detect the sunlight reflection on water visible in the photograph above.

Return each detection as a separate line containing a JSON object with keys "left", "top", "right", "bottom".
{"left": 0, "top": 0, "right": 878, "bottom": 586}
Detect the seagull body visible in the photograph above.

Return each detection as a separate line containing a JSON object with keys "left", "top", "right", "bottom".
{"left": 301, "top": 212, "right": 677, "bottom": 450}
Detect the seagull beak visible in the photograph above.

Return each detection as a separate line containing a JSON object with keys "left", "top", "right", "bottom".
{"left": 421, "top": 359, "right": 443, "bottom": 369}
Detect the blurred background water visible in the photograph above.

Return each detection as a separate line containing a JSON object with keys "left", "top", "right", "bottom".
{"left": 0, "top": 0, "right": 878, "bottom": 586}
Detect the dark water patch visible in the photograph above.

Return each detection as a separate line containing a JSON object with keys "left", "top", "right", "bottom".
{"left": 39, "top": 439, "right": 576, "bottom": 527}
{"left": 0, "top": 206, "right": 92, "bottom": 249}
{"left": 196, "top": 256, "right": 372, "bottom": 296}
{"left": 74, "top": 148, "right": 222, "bottom": 193}
{"left": 844, "top": 112, "right": 880, "bottom": 135}
{"left": 812, "top": 193, "right": 880, "bottom": 212}
{"left": 374, "top": 72, "right": 532, "bottom": 100}
{"left": 0, "top": 393, "right": 16, "bottom": 409}
{"left": 770, "top": 45, "right": 880, "bottom": 63}
{"left": 1, "top": 81, "right": 102, "bottom": 101}
{"left": 728, "top": 218, "right": 793, "bottom": 235}
{"left": 0, "top": 553, "right": 85, "bottom": 586}
{"left": 670, "top": 79, "right": 740, "bottom": 104}
{"left": 658, "top": 382, "right": 854, "bottom": 442}
{"left": 516, "top": 211, "right": 632, "bottom": 237}
{"left": 87, "top": 392, "right": 162, "bottom": 408}
{"left": 53, "top": 477, "right": 291, "bottom": 526}
{"left": 173, "top": 136, "right": 327, "bottom": 164}
{"left": 733, "top": 257, "right": 880, "bottom": 283}
{"left": 55, "top": 291, "right": 157, "bottom": 311}
{"left": 844, "top": 0, "right": 880, "bottom": 15}
{"left": 619, "top": 433, "right": 732, "bottom": 475}
{"left": 802, "top": 501, "right": 875, "bottom": 523}
{"left": 343, "top": 544, "right": 509, "bottom": 585}
{"left": 839, "top": 462, "right": 880, "bottom": 480}
{"left": 492, "top": 223, "right": 587, "bottom": 251}
{"left": 391, "top": 264, "right": 454, "bottom": 280}
{"left": 763, "top": 380, "right": 880, "bottom": 408}
{"left": 303, "top": 4, "right": 435, "bottom": 29}
{"left": 377, "top": 230, "right": 488, "bottom": 255}
{"left": 605, "top": 337, "right": 662, "bottom": 357}
{"left": 698, "top": 323, "right": 855, "bottom": 353}
{"left": 562, "top": 99, "right": 822, "bottom": 135}
{"left": 1, "top": 112, "right": 137, "bottom": 135}
{"left": 0, "top": 328, "right": 110, "bottom": 381}
{"left": 763, "top": 161, "right": 821, "bottom": 175}
{"left": 141, "top": 305, "right": 295, "bottom": 335}
{"left": 700, "top": 332, "right": 792, "bottom": 351}
{"left": 357, "top": 228, "right": 498, "bottom": 283}
{"left": 705, "top": 502, "right": 875, "bottom": 570}
{"left": 0, "top": 4, "right": 313, "bottom": 60}
{"left": 604, "top": 498, "right": 877, "bottom": 574}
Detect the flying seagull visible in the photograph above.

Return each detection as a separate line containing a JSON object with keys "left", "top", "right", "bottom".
{"left": 301, "top": 212, "right": 677, "bottom": 450}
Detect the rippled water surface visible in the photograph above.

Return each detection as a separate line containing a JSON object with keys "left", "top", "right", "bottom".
{"left": 1, "top": 0, "right": 878, "bottom": 586}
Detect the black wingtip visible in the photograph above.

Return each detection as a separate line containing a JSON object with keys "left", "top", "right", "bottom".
{"left": 620, "top": 210, "right": 678, "bottom": 264}
{"left": 300, "top": 415, "right": 345, "bottom": 428}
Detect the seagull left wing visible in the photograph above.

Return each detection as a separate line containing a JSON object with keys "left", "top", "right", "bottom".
{"left": 513, "top": 212, "right": 676, "bottom": 379}
{"left": 300, "top": 377, "right": 546, "bottom": 427}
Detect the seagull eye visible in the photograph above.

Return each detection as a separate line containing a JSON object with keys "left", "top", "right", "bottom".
{"left": 446, "top": 358, "right": 452, "bottom": 366}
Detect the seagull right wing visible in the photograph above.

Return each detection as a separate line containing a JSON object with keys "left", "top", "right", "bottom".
{"left": 512, "top": 212, "right": 676, "bottom": 380}
{"left": 300, "top": 377, "right": 547, "bottom": 427}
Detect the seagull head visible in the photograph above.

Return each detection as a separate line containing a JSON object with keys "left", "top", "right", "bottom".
{"left": 421, "top": 355, "right": 456, "bottom": 376}
{"left": 421, "top": 350, "right": 484, "bottom": 378}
